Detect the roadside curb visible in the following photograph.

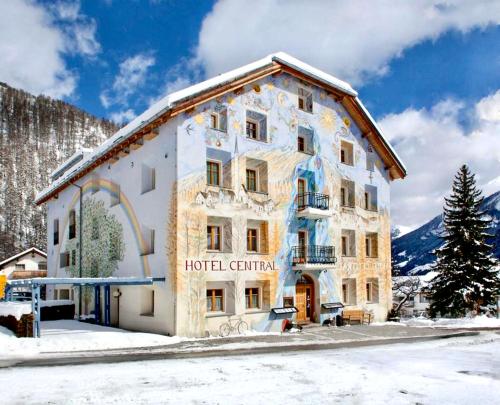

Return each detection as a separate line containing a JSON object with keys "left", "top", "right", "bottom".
{"left": 1, "top": 330, "right": 480, "bottom": 369}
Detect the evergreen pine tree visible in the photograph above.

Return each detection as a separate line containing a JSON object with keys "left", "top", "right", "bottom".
{"left": 428, "top": 165, "right": 499, "bottom": 317}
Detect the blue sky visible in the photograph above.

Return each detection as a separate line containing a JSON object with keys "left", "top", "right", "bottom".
{"left": 0, "top": 0, "right": 499, "bottom": 230}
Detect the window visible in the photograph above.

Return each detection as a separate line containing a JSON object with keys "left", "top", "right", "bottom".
{"left": 365, "top": 233, "right": 378, "bottom": 258}
{"left": 207, "top": 225, "right": 221, "bottom": 251}
{"left": 141, "top": 164, "right": 156, "bottom": 194}
{"left": 246, "top": 110, "right": 267, "bottom": 142}
{"left": 298, "top": 126, "right": 314, "bottom": 154}
{"left": 246, "top": 120, "right": 257, "bottom": 139}
{"left": 340, "top": 141, "right": 354, "bottom": 165}
{"left": 60, "top": 252, "right": 70, "bottom": 267}
{"left": 340, "top": 179, "right": 355, "bottom": 207}
{"left": 364, "top": 185, "right": 378, "bottom": 211}
{"left": 38, "top": 262, "right": 47, "bottom": 270}
{"left": 247, "top": 221, "right": 269, "bottom": 254}
{"left": 71, "top": 249, "right": 76, "bottom": 266}
{"left": 141, "top": 288, "right": 155, "bottom": 316}
{"left": 283, "top": 297, "right": 294, "bottom": 308}
{"left": 110, "top": 183, "right": 120, "bottom": 207}
{"left": 246, "top": 158, "right": 268, "bottom": 193}
{"left": 342, "top": 278, "right": 357, "bottom": 305}
{"left": 69, "top": 210, "right": 76, "bottom": 239}
{"left": 141, "top": 226, "right": 155, "bottom": 255}
{"left": 341, "top": 229, "right": 356, "bottom": 257}
{"left": 245, "top": 288, "right": 260, "bottom": 309}
{"left": 210, "top": 109, "right": 227, "bottom": 132}
{"left": 207, "top": 160, "right": 221, "bottom": 186}
{"left": 298, "top": 88, "right": 313, "bottom": 113}
{"left": 53, "top": 219, "right": 59, "bottom": 245}
{"left": 207, "top": 289, "right": 224, "bottom": 312}
{"left": 247, "top": 228, "right": 258, "bottom": 252}
{"left": 246, "top": 169, "right": 257, "bottom": 192}
{"left": 366, "top": 278, "right": 379, "bottom": 303}
{"left": 15, "top": 264, "right": 25, "bottom": 270}
{"left": 59, "top": 289, "right": 70, "bottom": 300}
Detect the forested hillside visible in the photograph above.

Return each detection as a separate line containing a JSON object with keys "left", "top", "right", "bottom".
{"left": 0, "top": 82, "right": 118, "bottom": 260}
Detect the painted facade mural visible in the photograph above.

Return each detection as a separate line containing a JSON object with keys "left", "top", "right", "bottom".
{"left": 46, "top": 70, "right": 395, "bottom": 337}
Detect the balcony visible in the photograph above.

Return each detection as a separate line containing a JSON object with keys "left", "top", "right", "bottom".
{"left": 296, "top": 192, "right": 331, "bottom": 219}
{"left": 292, "top": 245, "right": 337, "bottom": 270}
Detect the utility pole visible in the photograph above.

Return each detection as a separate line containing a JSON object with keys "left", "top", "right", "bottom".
{"left": 70, "top": 182, "right": 83, "bottom": 320}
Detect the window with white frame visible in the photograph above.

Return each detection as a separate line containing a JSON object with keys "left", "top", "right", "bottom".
{"left": 206, "top": 288, "right": 224, "bottom": 312}
{"left": 340, "top": 179, "right": 355, "bottom": 207}
{"left": 245, "top": 157, "right": 268, "bottom": 193}
{"left": 341, "top": 229, "right": 356, "bottom": 257}
{"left": 298, "top": 126, "right": 314, "bottom": 154}
{"left": 210, "top": 109, "right": 227, "bottom": 132}
{"left": 298, "top": 88, "right": 313, "bottom": 113}
{"left": 365, "top": 232, "right": 378, "bottom": 258}
{"left": 364, "top": 185, "right": 378, "bottom": 211}
{"left": 206, "top": 160, "right": 221, "bottom": 186}
{"left": 366, "top": 278, "right": 379, "bottom": 303}
{"left": 246, "top": 110, "right": 267, "bottom": 142}
{"left": 141, "top": 164, "right": 156, "bottom": 194}
{"left": 342, "top": 278, "right": 357, "bottom": 305}
{"left": 340, "top": 140, "right": 354, "bottom": 165}
{"left": 207, "top": 216, "right": 232, "bottom": 253}
{"left": 247, "top": 220, "right": 269, "bottom": 254}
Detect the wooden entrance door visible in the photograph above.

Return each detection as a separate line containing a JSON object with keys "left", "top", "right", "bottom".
{"left": 296, "top": 277, "right": 314, "bottom": 323}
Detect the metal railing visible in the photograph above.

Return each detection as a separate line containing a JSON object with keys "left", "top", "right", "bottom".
{"left": 297, "top": 192, "right": 330, "bottom": 211}
{"left": 292, "top": 245, "right": 336, "bottom": 265}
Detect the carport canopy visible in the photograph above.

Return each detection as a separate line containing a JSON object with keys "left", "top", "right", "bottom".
{"left": 5, "top": 277, "right": 165, "bottom": 338}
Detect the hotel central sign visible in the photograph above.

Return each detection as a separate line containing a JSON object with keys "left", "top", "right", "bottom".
{"left": 185, "top": 259, "right": 278, "bottom": 272}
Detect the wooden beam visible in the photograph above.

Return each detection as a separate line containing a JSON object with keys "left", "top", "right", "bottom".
{"left": 109, "top": 156, "right": 119, "bottom": 164}
{"left": 130, "top": 137, "right": 144, "bottom": 150}
{"left": 144, "top": 128, "right": 159, "bottom": 141}
{"left": 118, "top": 147, "right": 130, "bottom": 158}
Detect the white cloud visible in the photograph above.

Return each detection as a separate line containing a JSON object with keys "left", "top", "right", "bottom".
{"left": 380, "top": 90, "right": 500, "bottom": 230}
{"left": 0, "top": 0, "right": 100, "bottom": 98}
{"left": 195, "top": 0, "right": 500, "bottom": 85}
{"left": 100, "top": 53, "right": 156, "bottom": 108}
{"left": 109, "top": 109, "right": 135, "bottom": 125}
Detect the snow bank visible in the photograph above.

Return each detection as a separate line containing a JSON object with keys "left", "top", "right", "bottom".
{"left": 373, "top": 315, "right": 500, "bottom": 329}
{"left": 0, "top": 320, "right": 183, "bottom": 359}
{"left": 0, "top": 302, "right": 32, "bottom": 320}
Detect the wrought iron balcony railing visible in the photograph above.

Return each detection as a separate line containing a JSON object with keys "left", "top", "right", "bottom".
{"left": 297, "top": 192, "right": 330, "bottom": 211}
{"left": 292, "top": 245, "right": 337, "bottom": 265}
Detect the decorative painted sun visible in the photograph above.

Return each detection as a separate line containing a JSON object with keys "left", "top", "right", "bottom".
{"left": 343, "top": 117, "right": 351, "bottom": 127}
{"left": 320, "top": 110, "right": 336, "bottom": 131}
{"left": 194, "top": 114, "right": 204, "bottom": 125}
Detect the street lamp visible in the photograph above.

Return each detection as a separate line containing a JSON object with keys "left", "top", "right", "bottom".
{"left": 70, "top": 181, "right": 83, "bottom": 320}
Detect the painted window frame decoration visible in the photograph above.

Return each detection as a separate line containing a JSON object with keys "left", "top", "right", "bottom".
{"left": 206, "top": 159, "right": 222, "bottom": 187}
{"left": 298, "top": 87, "right": 313, "bottom": 113}
{"left": 210, "top": 109, "right": 228, "bottom": 132}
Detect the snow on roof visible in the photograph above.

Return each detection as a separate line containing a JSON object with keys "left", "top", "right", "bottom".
{"left": 0, "top": 247, "right": 46, "bottom": 268}
{"left": 35, "top": 52, "right": 403, "bottom": 203}
{"left": 50, "top": 148, "right": 93, "bottom": 181}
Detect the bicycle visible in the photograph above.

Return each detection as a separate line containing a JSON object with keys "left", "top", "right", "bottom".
{"left": 219, "top": 316, "right": 249, "bottom": 337}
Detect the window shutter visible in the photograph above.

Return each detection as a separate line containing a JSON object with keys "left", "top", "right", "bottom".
{"left": 222, "top": 219, "right": 232, "bottom": 253}
{"left": 219, "top": 109, "right": 227, "bottom": 132}
{"left": 260, "top": 222, "right": 269, "bottom": 254}
{"left": 222, "top": 160, "right": 232, "bottom": 189}
{"left": 259, "top": 116, "right": 267, "bottom": 142}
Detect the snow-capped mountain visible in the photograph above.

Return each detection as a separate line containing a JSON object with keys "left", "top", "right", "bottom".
{"left": 0, "top": 82, "right": 118, "bottom": 260}
{"left": 392, "top": 190, "right": 500, "bottom": 275}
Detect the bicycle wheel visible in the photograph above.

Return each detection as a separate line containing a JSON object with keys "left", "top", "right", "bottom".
{"left": 237, "top": 320, "right": 249, "bottom": 334}
{"left": 219, "top": 323, "right": 231, "bottom": 337}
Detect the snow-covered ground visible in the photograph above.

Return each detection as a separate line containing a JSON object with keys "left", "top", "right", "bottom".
{"left": 0, "top": 332, "right": 498, "bottom": 404}
{"left": 0, "top": 320, "right": 182, "bottom": 357}
{"left": 374, "top": 315, "right": 500, "bottom": 329}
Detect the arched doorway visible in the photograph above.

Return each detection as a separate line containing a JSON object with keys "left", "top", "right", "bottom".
{"left": 295, "top": 274, "right": 314, "bottom": 323}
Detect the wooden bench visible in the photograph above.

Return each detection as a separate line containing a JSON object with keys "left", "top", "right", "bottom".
{"left": 342, "top": 310, "right": 371, "bottom": 325}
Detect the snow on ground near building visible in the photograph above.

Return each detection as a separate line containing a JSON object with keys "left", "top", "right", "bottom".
{"left": 373, "top": 315, "right": 500, "bottom": 329}
{"left": 0, "top": 320, "right": 182, "bottom": 357}
{"left": 1, "top": 332, "right": 498, "bottom": 404}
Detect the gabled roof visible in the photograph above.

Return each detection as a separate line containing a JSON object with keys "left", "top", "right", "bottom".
{"left": 0, "top": 247, "right": 47, "bottom": 267}
{"left": 35, "top": 52, "right": 406, "bottom": 204}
